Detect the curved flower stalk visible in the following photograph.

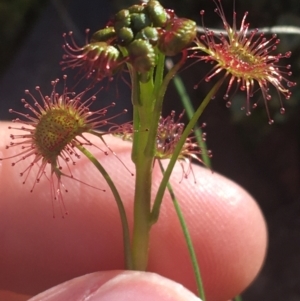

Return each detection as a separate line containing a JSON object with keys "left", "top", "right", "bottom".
{"left": 157, "top": 160, "right": 206, "bottom": 300}
{"left": 0, "top": 76, "right": 133, "bottom": 267}
{"left": 191, "top": 0, "right": 296, "bottom": 124}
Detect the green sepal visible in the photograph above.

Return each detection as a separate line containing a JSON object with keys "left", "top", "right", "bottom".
{"left": 82, "top": 42, "right": 122, "bottom": 80}
{"left": 135, "top": 27, "right": 159, "bottom": 45}
{"left": 91, "top": 27, "right": 116, "bottom": 43}
{"left": 127, "top": 39, "right": 156, "bottom": 73}
{"left": 128, "top": 4, "right": 145, "bottom": 14}
{"left": 158, "top": 18, "right": 196, "bottom": 56}
{"left": 131, "top": 13, "right": 151, "bottom": 33}
{"left": 117, "top": 27, "right": 134, "bottom": 45}
{"left": 114, "top": 9, "right": 131, "bottom": 31}
{"left": 115, "top": 8, "right": 130, "bottom": 21}
{"left": 83, "top": 42, "right": 120, "bottom": 60}
{"left": 146, "top": 0, "right": 168, "bottom": 27}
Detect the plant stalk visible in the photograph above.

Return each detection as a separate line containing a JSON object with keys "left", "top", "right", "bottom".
{"left": 151, "top": 78, "right": 224, "bottom": 224}
{"left": 76, "top": 145, "right": 133, "bottom": 269}
{"left": 131, "top": 76, "right": 155, "bottom": 271}
{"left": 158, "top": 160, "right": 206, "bottom": 300}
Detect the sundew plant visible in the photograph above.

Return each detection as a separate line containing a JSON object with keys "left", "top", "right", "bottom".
{"left": 0, "top": 0, "right": 296, "bottom": 300}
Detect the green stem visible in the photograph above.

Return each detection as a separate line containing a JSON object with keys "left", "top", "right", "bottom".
{"left": 131, "top": 70, "right": 141, "bottom": 164}
{"left": 153, "top": 52, "right": 166, "bottom": 97}
{"left": 166, "top": 58, "right": 211, "bottom": 167}
{"left": 158, "top": 160, "right": 206, "bottom": 301}
{"left": 130, "top": 52, "right": 168, "bottom": 270}
{"left": 76, "top": 144, "right": 133, "bottom": 269}
{"left": 151, "top": 78, "right": 224, "bottom": 224}
{"left": 131, "top": 78, "right": 155, "bottom": 271}
{"left": 145, "top": 51, "right": 187, "bottom": 158}
{"left": 131, "top": 156, "right": 153, "bottom": 270}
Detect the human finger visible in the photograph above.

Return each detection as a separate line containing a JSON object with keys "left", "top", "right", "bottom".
{"left": 28, "top": 271, "right": 201, "bottom": 301}
{"left": 0, "top": 122, "right": 267, "bottom": 300}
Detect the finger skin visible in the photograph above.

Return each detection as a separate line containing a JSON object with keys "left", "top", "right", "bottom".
{"left": 28, "top": 271, "right": 202, "bottom": 301}
{"left": 0, "top": 290, "right": 30, "bottom": 301}
{"left": 0, "top": 122, "right": 267, "bottom": 300}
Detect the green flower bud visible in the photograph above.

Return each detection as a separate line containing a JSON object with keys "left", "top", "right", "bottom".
{"left": 128, "top": 39, "right": 156, "bottom": 73}
{"left": 146, "top": 0, "right": 168, "bottom": 27}
{"left": 114, "top": 9, "right": 131, "bottom": 31}
{"left": 128, "top": 4, "right": 145, "bottom": 14}
{"left": 135, "top": 27, "right": 159, "bottom": 44}
{"left": 117, "top": 27, "right": 134, "bottom": 45}
{"left": 61, "top": 32, "right": 124, "bottom": 81}
{"left": 158, "top": 18, "right": 196, "bottom": 56}
{"left": 115, "top": 9, "right": 130, "bottom": 21}
{"left": 130, "top": 13, "right": 151, "bottom": 33}
{"left": 82, "top": 42, "right": 122, "bottom": 80}
{"left": 91, "top": 27, "right": 116, "bottom": 43}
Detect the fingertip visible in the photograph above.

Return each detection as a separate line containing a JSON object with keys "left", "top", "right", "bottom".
{"left": 0, "top": 122, "right": 267, "bottom": 300}
{"left": 28, "top": 271, "right": 201, "bottom": 301}
{"left": 93, "top": 272, "right": 201, "bottom": 301}
{"left": 150, "top": 164, "right": 267, "bottom": 300}
{"left": 0, "top": 290, "right": 31, "bottom": 301}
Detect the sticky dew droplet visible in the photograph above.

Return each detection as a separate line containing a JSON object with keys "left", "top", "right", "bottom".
{"left": 226, "top": 101, "right": 231, "bottom": 108}
{"left": 280, "top": 107, "right": 285, "bottom": 114}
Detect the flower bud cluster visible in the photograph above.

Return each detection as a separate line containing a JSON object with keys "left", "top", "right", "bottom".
{"left": 61, "top": 0, "right": 197, "bottom": 81}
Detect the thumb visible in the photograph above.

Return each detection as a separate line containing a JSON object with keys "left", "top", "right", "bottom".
{"left": 28, "top": 271, "right": 201, "bottom": 301}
